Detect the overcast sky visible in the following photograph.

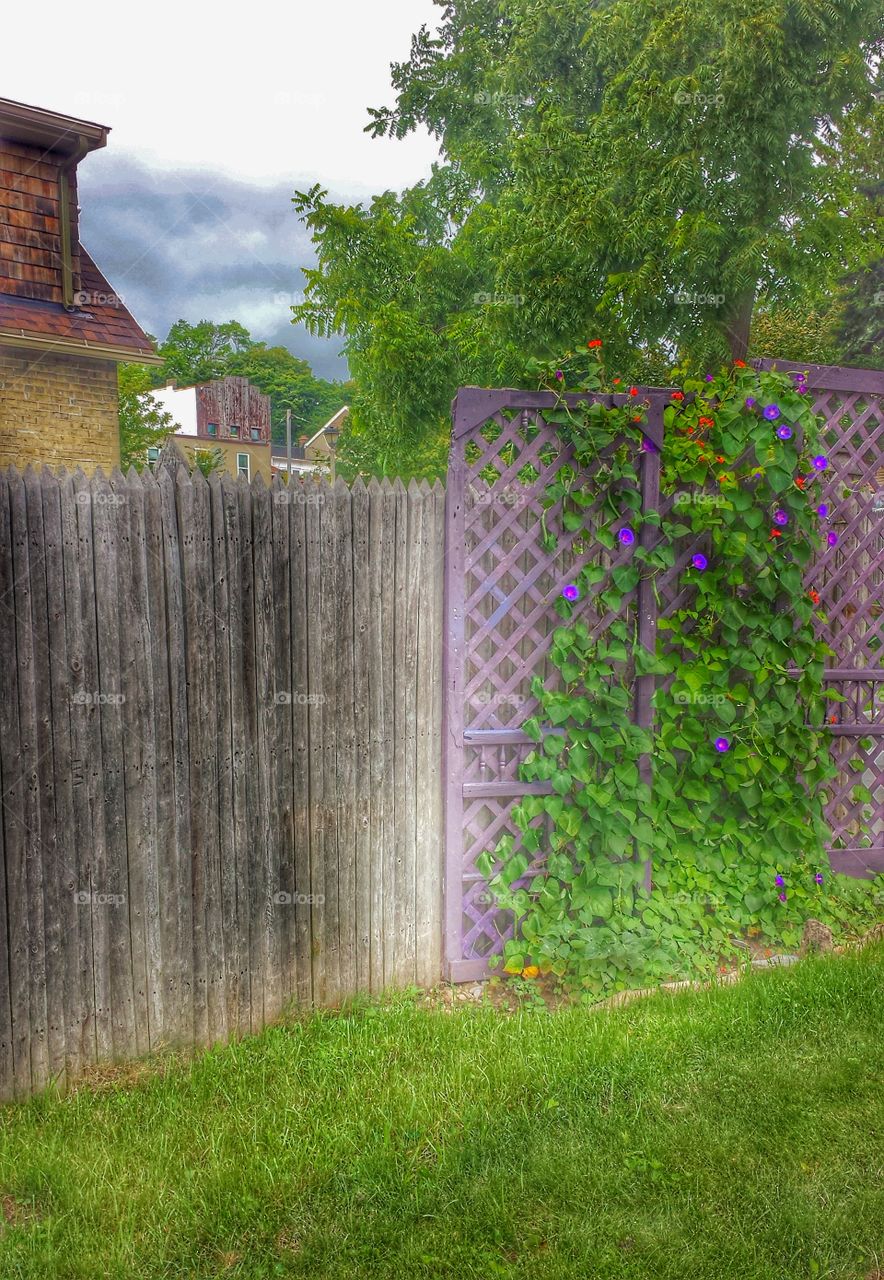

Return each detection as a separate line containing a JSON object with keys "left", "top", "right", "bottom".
{"left": 3, "top": 0, "right": 443, "bottom": 379}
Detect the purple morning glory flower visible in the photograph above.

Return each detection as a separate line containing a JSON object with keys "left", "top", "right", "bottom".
{"left": 827, "top": 531, "right": 838, "bottom": 547}
{"left": 714, "top": 737, "right": 730, "bottom": 753}
{"left": 773, "top": 510, "right": 788, "bottom": 526}
{"left": 778, "top": 891, "right": 787, "bottom": 903}
{"left": 817, "top": 503, "right": 829, "bottom": 518}
{"left": 776, "top": 425, "right": 793, "bottom": 440}
{"left": 814, "top": 872, "right": 824, "bottom": 885}
{"left": 775, "top": 875, "right": 785, "bottom": 887}
{"left": 640, "top": 438, "right": 658, "bottom": 453}
{"left": 763, "top": 404, "right": 780, "bottom": 420}
{"left": 705, "top": 374, "right": 714, "bottom": 382}
{"left": 554, "top": 370, "right": 564, "bottom": 381}
{"left": 692, "top": 553, "right": 708, "bottom": 571}
{"left": 561, "top": 583, "right": 580, "bottom": 602}
{"left": 618, "top": 526, "right": 636, "bottom": 546}
{"left": 812, "top": 455, "right": 828, "bottom": 471}
{"left": 745, "top": 397, "right": 757, "bottom": 408}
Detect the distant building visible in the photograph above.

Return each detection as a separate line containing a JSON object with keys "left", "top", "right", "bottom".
{"left": 0, "top": 97, "right": 161, "bottom": 472}
{"left": 151, "top": 376, "right": 272, "bottom": 481}
{"left": 271, "top": 406, "right": 348, "bottom": 477}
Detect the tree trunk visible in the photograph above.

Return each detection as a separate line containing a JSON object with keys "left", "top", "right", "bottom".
{"left": 724, "top": 290, "right": 755, "bottom": 361}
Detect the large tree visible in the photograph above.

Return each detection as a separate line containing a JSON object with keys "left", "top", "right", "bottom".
{"left": 294, "top": 0, "right": 883, "bottom": 477}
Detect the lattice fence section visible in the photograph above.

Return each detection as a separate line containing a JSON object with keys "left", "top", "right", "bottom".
{"left": 444, "top": 389, "right": 667, "bottom": 978}
{"left": 755, "top": 360, "right": 884, "bottom": 875}
{"left": 806, "top": 388, "right": 884, "bottom": 668}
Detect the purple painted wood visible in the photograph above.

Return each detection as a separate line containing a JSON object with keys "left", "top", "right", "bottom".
{"left": 635, "top": 398, "right": 664, "bottom": 893}
{"left": 444, "top": 387, "right": 672, "bottom": 978}
{"left": 442, "top": 420, "right": 467, "bottom": 980}
{"left": 445, "top": 360, "right": 884, "bottom": 979}
{"left": 754, "top": 358, "right": 884, "bottom": 877}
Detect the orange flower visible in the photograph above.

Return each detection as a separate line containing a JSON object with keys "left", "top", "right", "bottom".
{"left": 521, "top": 965, "right": 539, "bottom": 978}
{"left": 612, "top": 377, "right": 621, "bottom": 385}
{"left": 734, "top": 359, "right": 747, "bottom": 368}
{"left": 829, "top": 714, "right": 837, "bottom": 724}
{"left": 587, "top": 339, "right": 603, "bottom": 349}
{"left": 716, "top": 455, "right": 725, "bottom": 462}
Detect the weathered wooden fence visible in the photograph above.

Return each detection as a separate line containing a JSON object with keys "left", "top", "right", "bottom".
{"left": 0, "top": 456, "right": 444, "bottom": 1099}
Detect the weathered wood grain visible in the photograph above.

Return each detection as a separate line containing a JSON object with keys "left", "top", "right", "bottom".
{"left": 0, "top": 459, "right": 448, "bottom": 1096}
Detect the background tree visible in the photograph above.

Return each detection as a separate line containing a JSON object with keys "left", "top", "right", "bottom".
{"left": 118, "top": 363, "right": 174, "bottom": 471}
{"left": 294, "top": 0, "right": 883, "bottom": 478}
{"left": 153, "top": 319, "right": 347, "bottom": 442}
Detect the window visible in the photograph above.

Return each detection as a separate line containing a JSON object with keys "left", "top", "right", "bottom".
{"left": 207, "top": 422, "right": 218, "bottom": 437}
{"left": 236, "top": 452, "right": 250, "bottom": 480}
{"left": 229, "top": 424, "right": 239, "bottom": 438}
{"left": 147, "top": 446, "right": 161, "bottom": 463}
{"left": 250, "top": 427, "right": 261, "bottom": 441}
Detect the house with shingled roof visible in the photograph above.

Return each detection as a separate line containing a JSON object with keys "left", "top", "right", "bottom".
{"left": 0, "top": 97, "right": 161, "bottom": 473}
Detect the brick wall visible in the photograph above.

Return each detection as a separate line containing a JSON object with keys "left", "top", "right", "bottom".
{"left": 0, "top": 346, "right": 120, "bottom": 472}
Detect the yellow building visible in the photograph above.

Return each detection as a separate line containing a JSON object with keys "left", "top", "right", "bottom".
{"left": 151, "top": 377, "right": 273, "bottom": 482}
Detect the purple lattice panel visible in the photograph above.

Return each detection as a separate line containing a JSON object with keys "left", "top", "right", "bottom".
{"left": 807, "top": 390, "right": 884, "bottom": 669}
{"left": 444, "top": 386, "right": 669, "bottom": 979}
{"left": 752, "top": 361, "right": 884, "bottom": 876}
{"left": 461, "top": 795, "right": 549, "bottom": 959}
{"left": 463, "top": 416, "right": 642, "bottom": 732}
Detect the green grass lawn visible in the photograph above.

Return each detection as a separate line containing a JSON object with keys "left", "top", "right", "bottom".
{"left": 0, "top": 949, "right": 882, "bottom": 1280}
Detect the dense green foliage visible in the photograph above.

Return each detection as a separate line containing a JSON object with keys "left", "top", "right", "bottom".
{"left": 481, "top": 353, "right": 883, "bottom": 991}
{"left": 117, "top": 363, "right": 174, "bottom": 472}
{"left": 294, "top": 0, "right": 883, "bottom": 479}
{"left": 153, "top": 319, "right": 347, "bottom": 444}
{"left": 0, "top": 950, "right": 882, "bottom": 1277}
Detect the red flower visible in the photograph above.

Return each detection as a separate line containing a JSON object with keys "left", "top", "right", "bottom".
{"left": 671, "top": 391, "right": 685, "bottom": 401}
{"left": 733, "top": 359, "right": 747, "bottom": 368}
{"left": 687, "top": 427, "right": 695, "bottom": 434}
{"left": 612, "top": 378, "right": 621, "bottom": 385}
{"left": 629, "top": 386, "right": 640, "bottom": 396}
{"left": 632, "top": 415, "right": 642, "bottom": 422}
{"left": 716, "top": 455, "right": 725, "bottom": 463}
{"left": 698, "top": 416, "right": 715, "bottom": 427}
{"left": 809, "top": 589, "right": 820, "bottom": 605}
{"left": 770, "top": 528, "right": 782, "bottom": 538}
{"left": 587, "top": 339, "right": 603, "bottom": 349}
{"left": 829, "top": 714, "right": 837, "bottom": 724}
{"left": 795, "top": 475, "right": 806, "bottom": 489}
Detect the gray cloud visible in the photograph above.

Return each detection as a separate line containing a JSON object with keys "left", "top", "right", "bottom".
{"left": 76, "top": 153, "right": 349, "bottom": 381}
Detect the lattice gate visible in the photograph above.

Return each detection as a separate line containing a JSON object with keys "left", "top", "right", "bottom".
{"left": 442, "top": 387, "right": 669, "bottom": 981}
{"left": 442, "top": 365, "right": 884, "bottom": 981}
{"left": 754, "top": 360, "right": 884, "bottom": 879}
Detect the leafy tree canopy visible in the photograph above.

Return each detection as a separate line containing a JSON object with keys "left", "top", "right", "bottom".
{"left": 294, "top": 0, "right": 883, "bottom": 478}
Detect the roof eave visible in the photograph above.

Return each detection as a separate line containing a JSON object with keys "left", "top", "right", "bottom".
{"left": 0, "top": 97, "right": 109, "bottom": 156}
{"left": 0, "top": 329, "right": 163, "bottom": 365}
